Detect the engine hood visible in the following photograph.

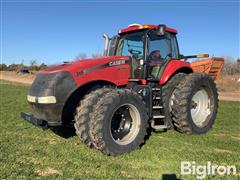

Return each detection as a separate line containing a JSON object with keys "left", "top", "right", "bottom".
{"left": 40, "top": 56, "right": 129, "bottom": 74}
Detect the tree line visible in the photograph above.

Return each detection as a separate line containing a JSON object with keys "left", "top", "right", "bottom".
{"left": 0, "top": 63, "right": 48, "bottom": 71}
{"left": 0, "top": 52, "right": 103, "bottom": 72}
{"left": 1, "top": 54, "right": 239, "bottom": 75}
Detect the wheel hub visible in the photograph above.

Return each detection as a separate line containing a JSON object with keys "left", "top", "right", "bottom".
{"left": 191, "top": 101, "right": 198, "bottom": 109}
{"left": 191, "top": 87, "right": 213, "bottom": 127}
{"left": 111, "top": 109, "right": 132, "bottom": 140}
{"left": 110, "top": 104, "right": 141, "bottom": 145}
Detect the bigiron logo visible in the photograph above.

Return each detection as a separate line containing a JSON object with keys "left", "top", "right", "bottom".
{"left": 181, "top": 161, "right": 237, "bottom": 179}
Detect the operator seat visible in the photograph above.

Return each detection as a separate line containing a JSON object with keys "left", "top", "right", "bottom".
{"left": 130, "top": 56, "right": 142, "bottom": 79}
{"left": 149, "top": 50, "right": 164, "bottom": 79}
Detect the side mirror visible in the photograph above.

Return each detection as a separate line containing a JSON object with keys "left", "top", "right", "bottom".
{"left": 156, "top": 24, "right": 166, "bottom": 36}
{"left": 179, "top": 54, "right": 185, "bottom": 59}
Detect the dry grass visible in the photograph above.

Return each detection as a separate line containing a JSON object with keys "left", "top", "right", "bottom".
{"left": 216, "top": 74, "right": 240, "bottom": 92}
{"left": 214, "top": 148, "right": 233, "bottom": 154}
{"left": 35, "top": 167, "right": 62, "bottom": 176}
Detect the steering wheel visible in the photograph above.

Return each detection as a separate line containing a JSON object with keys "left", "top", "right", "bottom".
{"left": 129, "top": 49, "right": 142, "bottom": 56}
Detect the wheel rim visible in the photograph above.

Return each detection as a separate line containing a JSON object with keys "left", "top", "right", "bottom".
{"left": 110, "top": 104, "right": 141, "bottom": 145}
{"left": 191, "top": 87, "right": 213, "bottom": 127}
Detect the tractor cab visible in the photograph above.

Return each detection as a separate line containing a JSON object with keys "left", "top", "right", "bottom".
{"left": 105, "top": 24, "right": 179, "bottom": 81}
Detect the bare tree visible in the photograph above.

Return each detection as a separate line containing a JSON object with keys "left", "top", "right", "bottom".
{"left": 29, "top": 60, "right": 38, "bottom": 71}
{"left": 222, "top": 56, "right": 240, "bottom": 75}
{"left": 39, "top": 63, "right": 48, "bottom": 70}
{"left": 75, "top": 53, "right": 87, "bottom": 61}
{"left": 20, "top": 59, "right": 25, "bottom": 69}
{"left": 21, "top": 59, "right": 25, "bottom": 65}
{"left": 91, "top": 52, "right": 102, "bottom": 58}
{"left": 30, "top": 59, "right": 37, "bottom": 66}
{"left": 0, "top": 64, "right": 7, "bottom": 71}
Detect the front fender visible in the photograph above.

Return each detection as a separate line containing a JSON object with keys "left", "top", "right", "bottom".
{"left": 28, "top": 71, "right": 77, "bottom": 126}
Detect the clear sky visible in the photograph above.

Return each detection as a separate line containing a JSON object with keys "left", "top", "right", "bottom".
{"left": 1, "top": 0, "right": 239, "bottom": 65}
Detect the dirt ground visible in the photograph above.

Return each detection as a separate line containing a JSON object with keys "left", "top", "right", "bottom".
{"left": 0, "top": 71, "right": 239, "bottom": 101}
{"left": 0, "top": 71, "right": 35, "bottom": 84}
{"left": 216, "top": 74, "right": 240, "bottom": 101}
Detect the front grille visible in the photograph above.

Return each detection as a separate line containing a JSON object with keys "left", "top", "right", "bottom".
{"left": 29, "top": 73, "right": 57, "bottom": 97}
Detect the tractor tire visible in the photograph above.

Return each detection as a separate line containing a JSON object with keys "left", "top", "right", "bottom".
{"left": 171, "top": 73, "right": 218, "bottom": 134}
{"left": 89, "top": 89, "right": 149, "bottom": 156}
{"left": 162, "top": 73, "right": 186, "bottom": 129}
{"left": 74, "top": 88, "right": 113, "bottom": 147}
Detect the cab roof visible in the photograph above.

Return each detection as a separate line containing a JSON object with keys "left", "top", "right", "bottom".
{"left": 118, "top": 24, "right": 177, "bottom": 34}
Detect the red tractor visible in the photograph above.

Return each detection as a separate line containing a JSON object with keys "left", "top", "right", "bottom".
{"left": 21, "top": 24, "right": 224, "bottom": 156}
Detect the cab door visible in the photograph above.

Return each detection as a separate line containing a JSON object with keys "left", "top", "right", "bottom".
{"left": 147, "top": 32, "right": 179, "bottom": 80}
{"left": 115, "top": 32, "right": 145, "bottom": 79}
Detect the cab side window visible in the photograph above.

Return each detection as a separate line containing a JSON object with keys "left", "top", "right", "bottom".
{"left": 149, "top": 38, "right": 169, "bottom": 60}
{"left": 148, "top": 33, "right": 171, "bottom": 61}
{"left": 170, "top": 34, "right": 179, "bottom": 59}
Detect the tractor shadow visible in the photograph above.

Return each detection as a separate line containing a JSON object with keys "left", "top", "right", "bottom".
{"left": 51, "top": 126, "right": 168, "bottom": 139}
{"left": 162, "top": 174, "right": 181, "bottom": 180}
{"left": 50, "top": 126, "right": 76, "bottom": 138}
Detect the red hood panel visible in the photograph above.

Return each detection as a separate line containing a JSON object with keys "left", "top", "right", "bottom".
{"left": 40, "top": 56, "right": 129, "bottom": 74}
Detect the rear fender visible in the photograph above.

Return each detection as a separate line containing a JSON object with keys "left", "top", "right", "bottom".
{"left": 160, "top": 60, "right": 193, "bottom": 85}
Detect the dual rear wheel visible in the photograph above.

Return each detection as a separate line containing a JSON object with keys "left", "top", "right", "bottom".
{"left": 170, "top": 73, "right": 218, "bottom": 134}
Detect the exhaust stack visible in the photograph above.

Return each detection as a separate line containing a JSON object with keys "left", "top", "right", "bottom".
{"left": 103, "top": 33, "right": 110, "bottom": 56}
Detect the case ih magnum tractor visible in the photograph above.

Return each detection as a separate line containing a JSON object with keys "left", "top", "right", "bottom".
{"left": 21, "top": 24, "right": 224, "bottom": 156}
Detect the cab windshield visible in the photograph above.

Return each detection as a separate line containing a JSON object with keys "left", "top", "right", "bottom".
{"left": 108, "top": 31, "right": 145, "bottom": 58}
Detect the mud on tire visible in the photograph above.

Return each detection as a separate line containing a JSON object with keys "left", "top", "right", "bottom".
{"left": 89, "top": 89, "right": 149, "bottom": 156}
{"left": 74, "top": 88, "right": 113, "bottom": 147}
{"left": 171, "top": 73, "right": 218, "bottom": 134}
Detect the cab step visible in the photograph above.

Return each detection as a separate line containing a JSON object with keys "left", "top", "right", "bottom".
{"left": 152, "top": 106, "right": 163, "bottom": 109}
{"left": 153, "top": 115, "right": 165, "bottom": 119}
{"left": 153, "top": 125, "right": 168, "bottom": 130}
{"left": 152, "top": 88, "right": 161, "bottom": 91}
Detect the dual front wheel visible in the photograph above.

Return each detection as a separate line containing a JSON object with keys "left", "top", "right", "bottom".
{"left": 74, "top": 73, "right": 218, "bottom": 156}
{"left": 74, "top": 88, "right": 149, "bottom": 156}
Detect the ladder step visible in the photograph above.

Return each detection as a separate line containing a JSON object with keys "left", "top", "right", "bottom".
{"left": 153, "top": 125, "right": 167, "bottom": 130}
{"left": 152, "top": 88, "right": 161, "bottom": 91}
{"left": 153, "top": 115, "right": 165, "bottom": 119}
{"left": 153, "top": 106, "right": 163, "bottom": 109}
